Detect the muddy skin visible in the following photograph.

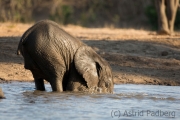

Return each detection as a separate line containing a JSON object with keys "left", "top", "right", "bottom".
{"left": 17, "top": 20, "right": 114, "bottom": 93}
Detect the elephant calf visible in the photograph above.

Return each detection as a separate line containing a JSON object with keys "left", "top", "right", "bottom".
{"left": 17, "top": 20, "right": 114, "bottom": 93}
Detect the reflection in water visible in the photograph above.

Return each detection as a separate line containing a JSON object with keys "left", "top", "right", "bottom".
{"left": 0, "top": 82, "right": 179, "bottom": 120}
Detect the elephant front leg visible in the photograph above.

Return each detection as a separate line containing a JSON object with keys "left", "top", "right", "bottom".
{"left": 35, "top": 78, "right": 45, "bottom": 91}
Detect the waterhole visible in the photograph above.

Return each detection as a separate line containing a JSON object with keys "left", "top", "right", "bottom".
{"left": 0, "top": 82, "right": 179, "bottom": 120}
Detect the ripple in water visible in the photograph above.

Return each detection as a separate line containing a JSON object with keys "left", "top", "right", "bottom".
{"left": 0, "top": 82, "right": 179, "bottom": 120}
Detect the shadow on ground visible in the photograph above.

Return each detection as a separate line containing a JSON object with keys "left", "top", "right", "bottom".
{"left": 83, "top": 39, "right": 180, "bottom": 85}
{"left": 0, "top": 37, "right": 23, "bottom": 63}
{"left": 1, "top": 36, "right": 180, "bottom": 85}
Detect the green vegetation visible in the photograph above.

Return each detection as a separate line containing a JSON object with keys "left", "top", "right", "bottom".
{"left": 145, "top": 5, "right": 180, "bottom": 30}
{"left": 145, "top": 5, "right": 158, "bottom": 30}
{"left": 50, "top": 5, "right": 73, "bottom": 25}
{"left": 0, "top": 0, "right": 179, "bottom": 29}
{"left": 0, "top": 0, "right": 33, "bottom": 22}
{"left": 175, "top": 10, "right": 180, "bottom": 29}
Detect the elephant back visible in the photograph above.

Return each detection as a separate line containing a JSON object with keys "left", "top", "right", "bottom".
{"left": 19, "top": 20, "right": 85, "bottom": 77}
{"left": 23, "top": 20, "right": 84, "bottom": 55}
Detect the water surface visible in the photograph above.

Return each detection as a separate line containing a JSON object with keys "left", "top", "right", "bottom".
{"left": 0, "top": 82, "right": 179, "bottom": 120}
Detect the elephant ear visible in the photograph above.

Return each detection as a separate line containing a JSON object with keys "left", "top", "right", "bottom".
{"left": 74, "top": 46, "right": 104, "bottom": 88}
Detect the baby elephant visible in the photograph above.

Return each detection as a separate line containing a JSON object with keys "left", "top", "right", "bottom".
{"left": 0, "top": 87, "right": 5, "bottom": 99}
{"left": 17, "top": 20, "right": 114, "bottom": 93}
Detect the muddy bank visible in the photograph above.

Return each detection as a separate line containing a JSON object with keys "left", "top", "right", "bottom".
{"left": 0, "top": 23, "right": 180, "bottom": 85}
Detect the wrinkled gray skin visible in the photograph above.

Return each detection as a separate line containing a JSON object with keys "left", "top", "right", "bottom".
{"left": 17, "top": 20, "right": 114, "bottom": 93}
{"left": 0, "top": 87, "right": 5, "bottom": 99}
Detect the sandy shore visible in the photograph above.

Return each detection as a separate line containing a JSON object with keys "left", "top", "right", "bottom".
{"left": 0, "top": 22, "right": 180, "bottom": 86}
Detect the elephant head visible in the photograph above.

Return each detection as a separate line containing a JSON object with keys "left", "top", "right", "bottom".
{"left": 73, "top": 46, "right": 114, "bottom": 93}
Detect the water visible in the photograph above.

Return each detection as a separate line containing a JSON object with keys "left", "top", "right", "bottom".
{"left": 0, "top": 82, "right": 179, "bottom": 120}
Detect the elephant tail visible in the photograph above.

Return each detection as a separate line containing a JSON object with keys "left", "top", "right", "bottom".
{"left": 17, "top": 44, "right": 21, "bottom": 55}
{"left": 17, "top": 41, "right": 21, "bottom": 55}
{"left": 17, "top": 38, "right": 23, "bottom": 55}
{"left": 17, "top": 49, "right": 21, "bottom": 55}
{"left": 17, "top": 50, "right": 20, "bottom": 55}
{"left": 17, "top": 37, "right": 27, "bottom": 55}
{"left": 17, "top": 28, "right": 31, "bottom": 55}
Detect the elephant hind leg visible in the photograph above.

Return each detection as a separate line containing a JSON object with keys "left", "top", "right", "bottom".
{"left": 31, "top": 70, "right": 45, "bottom": 91}
{"left": 49, "top": 71, "right": 66, "bottom": 92}
{"left": 35, "top": 78, "right": 45, "bottom": 91}
{"left": 49, "top": 78, "right": 63, "bottom": 92}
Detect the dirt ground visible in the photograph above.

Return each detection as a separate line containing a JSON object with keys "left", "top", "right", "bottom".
{"left": 0, "top": 22, "right": 180, "bottom": 86}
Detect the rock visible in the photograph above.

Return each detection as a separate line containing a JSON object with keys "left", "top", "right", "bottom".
{"left": 0, "top": 87, "right": 5, "bottom": 99}
{"left": 161, "top": 51, "right": 168, "bottom": 56}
